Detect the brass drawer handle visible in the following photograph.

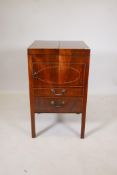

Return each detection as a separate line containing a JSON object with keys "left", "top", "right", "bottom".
{"left": 51, "top": 88, "right": 66, "bottom": 96}
{"left": 50, "top": 100, "right": 65, "bottom": 108}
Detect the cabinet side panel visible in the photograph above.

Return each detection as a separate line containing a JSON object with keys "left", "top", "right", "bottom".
{"left": 82, "top": 52, "right": 90, "bottom": 110}
{"left": 28, "top": 55, "right": 34, "bottom": 114}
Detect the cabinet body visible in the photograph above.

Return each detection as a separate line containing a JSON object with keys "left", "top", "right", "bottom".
{"left": 28, "top": 41, "right": 90, "bottom": 138}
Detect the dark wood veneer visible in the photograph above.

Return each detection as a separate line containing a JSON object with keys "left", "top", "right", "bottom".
{"left": 32, "top": 62, "right": 86, "bottom": 87}
{"left": 28, "top": 40, "right": 90, "bottom": 138}
{"left": 33, "top": 87, "right": 84, "bottom": 97}
{"left": 34, "top": 97, "right": 83, "bottom": 113}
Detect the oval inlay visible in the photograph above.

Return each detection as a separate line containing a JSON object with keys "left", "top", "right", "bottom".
{"left": 34, "top": 65, "right": 81, "bottom": 84}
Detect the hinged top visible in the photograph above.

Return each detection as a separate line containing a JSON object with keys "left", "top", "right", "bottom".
{"left": 28, "top": 40, "right": 90, "bottom": 55}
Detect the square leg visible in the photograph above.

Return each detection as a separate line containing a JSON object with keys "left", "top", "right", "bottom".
{"left": 81, "top": 111, "right": 86, "bottom": 139}
{"left": 31, "top": 113, "right": 36, "bottom": 138}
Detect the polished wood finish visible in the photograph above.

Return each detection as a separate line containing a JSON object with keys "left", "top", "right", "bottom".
{"left": 34, "top": 97, "right": 83, "bottom": 113}
{"left": 32, "top": 62, "right": 86, "bottom": 87}
{"left": 33, "top": 87, "right": 84, "bottom": 97}
{"left": 28, "top": 41, "right": 90, "bottom": 138}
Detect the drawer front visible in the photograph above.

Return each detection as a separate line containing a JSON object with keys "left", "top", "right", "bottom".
{"left": 34, "top": 97, "right": 83, "bottom": 113}
{"left": 32, "top": 62, "right": 86, "bottom": 87}
{"left": 33, "top": 88, "right": 84, "bottom": 97}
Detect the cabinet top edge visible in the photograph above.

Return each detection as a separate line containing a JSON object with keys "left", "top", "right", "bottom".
{"left": 28, "top": 40, "right": 90, "bottom": 50}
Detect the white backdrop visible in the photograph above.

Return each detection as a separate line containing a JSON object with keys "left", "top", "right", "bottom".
{"left": 0, "top": 0, "right": 117, "bottom": 94}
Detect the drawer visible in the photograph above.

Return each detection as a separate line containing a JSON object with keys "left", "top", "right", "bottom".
{"left": 32, "top": 62, "right": 86, "bottom": 87}
{"left": 33, "top": 88, "right": 84, "bottom": 97}
{"left": 34, "top": 97, "right": 83, "bottom": 113}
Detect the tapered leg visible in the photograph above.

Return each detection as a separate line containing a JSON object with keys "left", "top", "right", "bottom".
{"left": 81, "top": 111, "right": 86, "bottom": 139}
{"left": 31, "top": 113, "right": 36, "bottom": 138}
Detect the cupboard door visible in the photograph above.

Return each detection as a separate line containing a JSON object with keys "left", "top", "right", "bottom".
{"left": 32, "top": 62, "right": 86, "bottom": 87}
